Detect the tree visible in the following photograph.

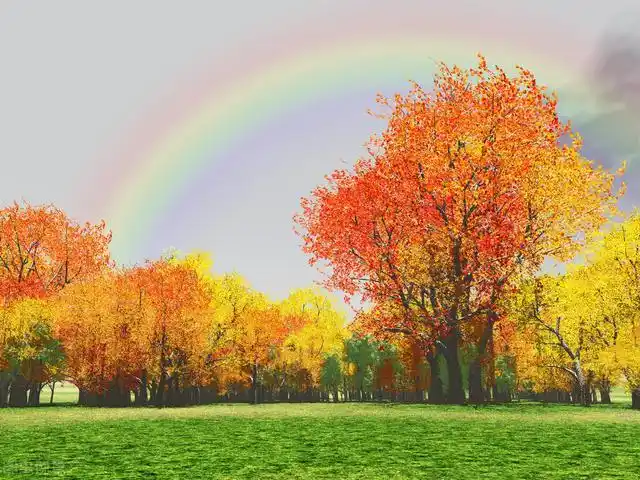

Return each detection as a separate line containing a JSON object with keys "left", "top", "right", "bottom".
{"left": 0, "top": 202, "right": 111, "bottom": 406}
{"left": 295, "top": 55, "right": 620, "bottom": 403}
{"left": 277, "top": 288, "right": 348, "bottom": 400}
{"left": 509, "top": 274, "right": 601, "bottom": 405}
{"left": 240, "top": 299, "right": 303, "bottom": 404}
{"left": 54, "top": 253, "right": 215, "bottom": 407}
{"left": 206, "top": 272, "right": 265, "bottom": 400}
{"left": 0, "top": 202, "right": 111, "bottom": 303}
{"left": 343, "top": 335, "right": 384, "bottom": 401}
{"left": 584, "top": 213, "right": 640, "bottom": 408}
{"left": 129, "top": 255, "right": 212, "bottom": 407}
{"left": 507, "top": 247, "right": 640, "bottom": 407}
{"left": 0, "top": 299, "right": 63, "bottom": 407}
{"left": 320, "top": 354, "right": 343, "bottom": 402}
{"left": 352, "top": 301, "right": 443, "bottom": 402}
{"left": 53, "top": 271, "right": 150, "bottom": 406}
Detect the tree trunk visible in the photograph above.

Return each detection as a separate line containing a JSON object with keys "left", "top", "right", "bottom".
{"left": 573, "top": 360, "right": 591, "bottom": 407}
{"left": 166, "top": 377, "right": 174, "bottom": 406}
{"left": 9, "top": 375, "right": 28, "bottom": 407}
{"left": 137, "top": 370, "right": 148, "bottom": 406}
{"left": 278, "top": 386, "right": 288, "bottom": 402}
{"left": 426, "top": 352, "right": 444, "bottom": 404}
{"left": 78, "top": 388, "right": 100, "bottom": 406}
{"left": 469, "top": 318, "right": 495, "bottom": 404}
{"left": 599, "top": 379, "right": 612, "bottom": 404}
{"left": 156, "top": 376, "right": 166, "bottom": 407}
{"left": 156, "top": 328, "right": 168, "bottom": 407}
{"left": 251, "top": 362, "right": 259, "bottom": 405}
{"left": 632, "top": 388, "right": 640, "bottom": 410}
{"left": 149, "top": 380, "right": 158, "bottom": 404}
{"left": 28, "top": 382, "right": 42, "bottom": 406}
{"left": 169, "top": 376, "right": 178, "bottom": 406}
{"left": 491, "top": 384, "right": 499, "bottom": 402}
{"left": 468, "top": 361, "right": 484, "bottom": 404}
{"left": 585, "top": 372, "right": 594, "bottom": 407}
{"left": 49, "top": 381, "right": 56, "bottom": 404}
{"left": 0, "top": 374, "right": 10, "bottom": 408}
{"left": 176, "top": 377, "right": 183, "bottom": 405}
{"left": 105, "top": 377, "right": 129, "bottom": 407}
{"left": 488, "top": 346, "right": 498, "bottom": 402}
{"left": 442, "top": 331, "right": 465, "bottom": 404}
{"left": 195, "top": 386, "right": 202, "bottom": 405}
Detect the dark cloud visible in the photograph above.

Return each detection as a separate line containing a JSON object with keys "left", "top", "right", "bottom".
{"left": 592, "top": 14, "right": 640, "bottom": 109}
{"left": 573, "top": 12, "right": 640, "bottom": 210}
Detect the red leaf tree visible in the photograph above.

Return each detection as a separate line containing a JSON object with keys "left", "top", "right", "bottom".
{"left": 295, "top": 56, "right": 620, "bottom": 403}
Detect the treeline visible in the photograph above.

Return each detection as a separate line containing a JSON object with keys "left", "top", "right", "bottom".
{"left": 0, "top": 203, "right": 443, "bottom": 408}
{"left": 0, "top": 203, "right": 347, "bottom": 407}
{"left": 0, "top": 202, "right": 638, "bottom": 408}
{"left": 0, "top": 201, "right": 501, "bottom": 408}
{"left": 3, "top": 56, "right": 640, "bottom": 409}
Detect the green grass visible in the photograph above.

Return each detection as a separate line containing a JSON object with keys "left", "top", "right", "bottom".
{"left": 1, "top": 402, "right": 639, "bottom": 479}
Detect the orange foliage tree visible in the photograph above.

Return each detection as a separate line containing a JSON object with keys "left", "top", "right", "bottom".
{"left": 233, "top": 298, "right": 306, "bottom": 404}
{"left": 0, "top": 202, "right": 111, "bottom": 406}
{"left": 54, "top": 254, "right": 213, "bottom": 407}
{"left": 295, "top": 55, "right": 620, "bottom": 403}
{"left": 0, "top": 202, "right": 111, "bottom": 303}
{"left": 127, "top": 256, "right": 212, "bottom": 407}
{"left": 53, "top": 271, "right": 150, "bottom": 406}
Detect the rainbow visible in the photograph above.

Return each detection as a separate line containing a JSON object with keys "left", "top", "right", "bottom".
{"left": 94, "top": 26, "right": 614, "bottom": 266}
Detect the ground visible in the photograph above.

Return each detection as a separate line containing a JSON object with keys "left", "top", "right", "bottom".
{"left": 1, "top": 393, "right": 639, "bottom": 480}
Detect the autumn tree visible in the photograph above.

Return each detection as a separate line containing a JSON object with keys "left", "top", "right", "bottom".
{"left": 508, "top": 274, "right": 605, "bottom": 406}
{"left": 54, "top": 252, "right": 215, "bottom": 407}
{"left": 0, "top": 202, "right": 111, "bottom": 302}
{"left": 295, "top": 55, "right": 620, "bottom": 404}
{"left": 277, "top": 288, "right": 347, "bottom": 401}
{"left": 129, "top": 254, "right": 212, "bottom": 407}
{"left": 0, "top": 202, "right": 111, "bottom": 406}
{"left": 0, "top": 299, "right": 63, "bottom": 407}
{"left": 394, "top": 336, "right": 430, "bottom": 402}
{"left": 234, "top": 296, "right": 309, "bottom": 404}
{"left": 584, "top": 213, "right": 640, "bottom": 408}
{"left": 206, "top": 272, "right": 266, "bottom": 400}
{"left": 506, "top": 210, "right": 640, "bottom": 408}
{"left": 53, "top": 271, "right": 150, "bottom": 406}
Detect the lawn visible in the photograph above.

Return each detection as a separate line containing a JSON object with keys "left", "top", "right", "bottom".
{"left": 1, "top": 402, "right": 639, "bottom": 479}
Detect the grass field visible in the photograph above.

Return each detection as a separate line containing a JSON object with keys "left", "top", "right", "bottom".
{"left": 1, "top": 401, "right": 639, "bottom": 479}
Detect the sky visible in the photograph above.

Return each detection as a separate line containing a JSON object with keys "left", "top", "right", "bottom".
{"left": 0, "top": 1, "right": 638, "bottom": 312}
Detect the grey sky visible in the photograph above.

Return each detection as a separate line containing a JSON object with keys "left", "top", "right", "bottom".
{"left": 1, "top": 1, "right": 638, "bottom": 314}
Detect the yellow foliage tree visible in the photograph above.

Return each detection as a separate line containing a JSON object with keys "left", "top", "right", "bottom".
{"left": 0, "top": 298, "right": 63, "bottom": 406}
{"left": 583, "top": 213, "right": 640, "bottom": 408}
{"left": 278, "top": 288, "right": 348, "bottom": 395}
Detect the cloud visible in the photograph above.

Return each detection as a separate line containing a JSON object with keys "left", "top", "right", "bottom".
{"left": 592, "top": 13, "right": 640, "bottom": 109}
{"left": 569, "top": 11, "right": 640, "bottom": 209}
